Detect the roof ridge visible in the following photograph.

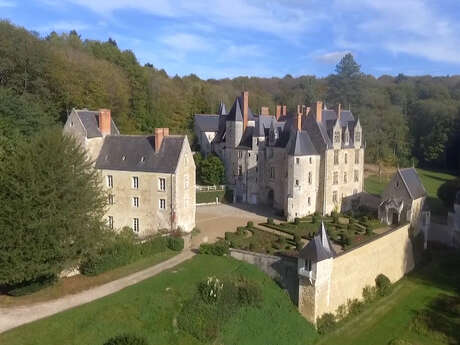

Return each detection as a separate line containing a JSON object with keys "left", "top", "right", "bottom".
{"left": 397, "top": 168, "right": 415, "bottom": 199}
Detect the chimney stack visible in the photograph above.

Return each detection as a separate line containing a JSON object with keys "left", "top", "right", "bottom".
{"left": 99, "top": 109, "right": 111, "bottom": 136}
{"left": 282, "top": 105, "right": 287, "bottom": 116}
{"left": 242, "top": 91, "right": 249, "bottom": 130}
{"left": 260, "top": 106, "right": 269, "bottom": 116}
{"left": 276, "top": 105, "right": 281, "bottom": 120}
{"left": 315, "top": 101, "right": 323, "bottom": 123}
{"left": 155, "top": 128, "right": 169, "bottom": 153}
{"left": 337, "top": 103, "right": 342, "bottom": 120}
{"left": 297, "top": 105, "right": 301, "bottom": 114}
{"left": 296, "top": 113, "right": 302, "bottom": 131}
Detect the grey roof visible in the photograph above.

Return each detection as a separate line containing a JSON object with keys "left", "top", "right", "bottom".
{"left": 398, "top": 168, "right": 426, "bottom": 200}
{"left": 194, "top": 114, "right": 220, "bottom": 132}
{"left": 218, "top": 101, "right": 227, "bottom": 115}
{"left": 95, "top": 135, "right": 185, "bottom": 173}
{"left": 75, "top": 110, "right": 120, "bottom": 138}
{"left": 226, "top": 97, "right": 243, "bottom": 122}
{"left": 299, "top": 222, "right": 335, "bottom": 261}
{"left": 254, "top": 115, "right": 275, "bottom": 137}
{"left": 287, "top": 130, "right": 318, "bottom": 156}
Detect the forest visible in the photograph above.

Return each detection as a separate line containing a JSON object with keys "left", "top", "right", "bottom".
{"left": 1, "top": 20, "right": 459, "bottom": 171}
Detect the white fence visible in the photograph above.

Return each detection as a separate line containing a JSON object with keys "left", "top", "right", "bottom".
{"left": 196, "top": 185, "right": 226, "bottom": 192}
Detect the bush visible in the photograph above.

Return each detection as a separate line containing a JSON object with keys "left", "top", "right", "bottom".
{"left": 236, "top": 227, "right": 246, "bottom": 235}
{"left": 294, "top": 217, "right": 301, "bottom": 225}
{"left": 312, "top": 215, "right": 319, "bottom": 224}
{"left": 365, "top": 226, "right": 373, "bottom": 236}
{"left": 199, "top": 276, "right": 224, "bottom": 304}
{"left": 341, "top": 233, "right": 351, "bottom": 246}
{"left": 247, "top": 221, "right": 254, "bottom": 228}
{"left": 167, "top": 236, "right": 184, "bottom": 251}
{"left": 103, "top": 334, "right": 148, "bottom": 345}
{"left": 199, "top": 240, "right": 229, "bottom": 256}
{"left": 6, "top": 274, "right": 57, "bottom": 296}
{"left": 267, "top": 217, "right": 274, "bottom": 225}
{"left": 362, "top": 285, "right": 378, "bottom": 304}
{"left": 347, "top": 298, "right": 364, "bottom": 316}
{"left": 294, "top": 235, "right": 303, "bottom": 250}
{"left": 316, "top": 313, "right": 336, "bottom": 334}
{"left": 376, "top": 274, "right": 392, "bottom": 296}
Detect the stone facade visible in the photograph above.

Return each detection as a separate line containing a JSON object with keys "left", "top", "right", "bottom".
{"left": 194, "top": 92, "right": 365, "bottom": 219}
{"left": 64, "top": 108, "right": 195, "bottom": 237}
{"left": 298, "top": 223, "right": 415, "bottom": 324}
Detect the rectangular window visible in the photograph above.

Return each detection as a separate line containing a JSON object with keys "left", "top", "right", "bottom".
{"left": 159, "top": 199, "right": 166, "bottom": 210}
{"left": 334, "top": 131, "right": 340, "bottom": 144}
{"left": 309, "top": 157, "right": 312, "bottom": 164}
{"left": 334, "top": 150, "right": 339, "bottom": 165}
{"left": 308, "top": 172, "right": 312, "bottom": 185}
{"left": 256, "top": 154, "right": 259, "bottom": 161}
{"left": 184, "top": 174, "right": 189, "bottom": 189}
{"left": 270, "top": 167, "right": 275, "bottom": 179}
{"left": 355, "top": 149, "right": 360, "bottom": 164}
{"left": 132, "top": 176, "right": 139, "bottom": 189}
{"left": 108, "top": 194, "right": 114, "bottom": 205}
{"left": 238, "top": 165, "right": 243, "bottom": 176}
{"left": 333, "top": 191, "right": 338, "bottom": 203}
{"left": 108, "top": 216, "right": 113, "bottom": 229}
{"left": 354, "top": 169, "right": 359, "bottom": 182}
{"left": 345, "top": 153, "right": 348, "bottom": 164}
{"left": 159, "top": 178, "right": 166, "bottom": 191}
{"left": 305, "top": 258, "right": 312, "bottom": 271}
{"left": 295, "top": 179, "right": 299, "bottom": 186}
{"left": 333, "top": 172, "right": 339, "bottom": 185}
{"left": 107, "top": 175, "right": 113, "bottom": 188}
{"left": 133, "top": 218, "right": 139, "bottom": 233}
{"left": 308, "top": 197, "right": 311, "bottom": 206}
{"left": 133, "top": 197, "right": 139, "bottom": 208}
{"left": 344, "top": 172, "right": 347, "bottom": 184}
{"left": 355, "top": 131, "right": 361, "bottom": 143}
{"left": 238, "top": 151, "right": 242, "bottom": 158}
{"left": 296, "top": 158, "right": 300, "bottom": 165}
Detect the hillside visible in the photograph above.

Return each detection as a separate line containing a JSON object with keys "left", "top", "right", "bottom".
{"left": 1, "top": 20, "right": 460, "bottom": 170}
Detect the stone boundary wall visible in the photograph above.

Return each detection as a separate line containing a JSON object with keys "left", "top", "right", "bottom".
{"left": 229, "top": 248, "right": 299, "bottom": 302}
{"left": 321, "top": 223, "right": 415, "bottom": 316}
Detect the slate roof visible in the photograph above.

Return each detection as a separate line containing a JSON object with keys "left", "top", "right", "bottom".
{"left": 194, "top": 114, "right": 220, "bottom": 132}
{"left": 226, "top": 97, "right": 244, "bottom": 122}
{"left": 218, "top": 101, "right": 227, "bottom": 115}
{"left": 287, "top": 130, "right": 318, "bottom": 156}
{"left": 75, "top": 109, "right": 120, "bottom": 138}
{"left": 398, "top": 168, "right": 427, "bottom": 200}
{"left": 95, "top": 135, "right": 185, "bottom": 173}
{"left": 299, "top": 222, "right": 335, "bottom": 261}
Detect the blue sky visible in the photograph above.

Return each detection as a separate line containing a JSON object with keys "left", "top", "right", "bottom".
{"left": 2, "top": 0, "right": 460, "bottom": 79}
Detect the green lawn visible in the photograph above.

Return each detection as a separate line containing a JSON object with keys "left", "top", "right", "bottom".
{"left": 0, "top": 255, "right": 318, "bottom": 345}
{"left": 196, "top": 190, "right": 226, "bottom": 204}
{"left": 317, "top": 251, "right": 460, "bottom": 345}
{"left": 364, "top": 168, "right": 458, "bottom": 217}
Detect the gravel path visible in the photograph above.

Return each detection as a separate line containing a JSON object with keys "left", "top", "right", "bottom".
{"left": 0, "top": 250, "right": 195, "bottom": 334}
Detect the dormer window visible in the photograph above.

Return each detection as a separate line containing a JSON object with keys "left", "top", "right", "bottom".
{"left": 334, "top": 131, "right": 340, "bottom": 144}
{"left": 140, "top": 156, "right": 145, "bottom": 162}
{"left": 345, "top": 131, "right": 349, "bottom": 145}
{"left": 122, "top": 155, "right": 126, "bottom": 161}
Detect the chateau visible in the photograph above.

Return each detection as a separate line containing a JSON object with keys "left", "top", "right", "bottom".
{"left": 64, "top": 109, "right": 196, "bottom": 237}
{"left": 195, "top": 92, "right": 365, "bottom": 219}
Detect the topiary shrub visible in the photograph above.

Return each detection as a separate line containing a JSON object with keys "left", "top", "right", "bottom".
{"left": 341, "top": 233, "right": 351, "bottom": 247}
{"left": 199, "top": 240, "right": 229, "bottom": 256}
{"left": 376, "top": 274, "right": 392, "bottom": 296}
{"left": 294, "top": 234, "right": 302, "bottom": 250}
{"left": 103, "top": 334, "right": 148, "bottom": 345}
{"left": 316, "top": 313, "right": 336, "bottom": 334}
{"left": 236, "top": 227, "right": 246, "bottom": 235}
{"left": 312, "top": 215, "right": 319, "bottom": 224}
{"left": 247, "top": 221, "right": 254, "bottom": 228}
{"left": 167, "top": 236, "right": 184, "bottom": 251}
{"left": 267, "top": 217, "right": 274, "bottom": 225}
{"left": 365, "top": 226, "right": 373, "bottom": 236}
{"left": 294, "top": 217, "right": 301, "bottom": 225}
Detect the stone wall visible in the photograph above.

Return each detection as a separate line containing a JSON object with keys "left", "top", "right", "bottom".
{"left": 299, "top": 223, "right": 415, "bottom": 323}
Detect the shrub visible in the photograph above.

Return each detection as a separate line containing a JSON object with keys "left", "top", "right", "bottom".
{"left": 267, "top": 217, "right": 274, "bottom": 225}
{"left": 247, "top": 221, "right": 254, "bottom": 228}
{"left": 294, "top": 235, "right": 303, "bottom": 250}
{"left": 6, "top": 274, "right": 57, "bottom": 296}
{"left": 294, "top": 217, "right": 301, "bottom": 225}
{"left": 312, "top": 215, "right": 319, "bottom": 224}
{"left": 316, "top": 313, "right": 336, "bottom": 334}
{"left": 365, "top": 226, "right": 373, "bottom": 236}
{"left": 236, "top": 227, "right": 246, "bottom": 235}
{"left": 349, "top": 217, "right": 355, "bottom": 225}
{"left": 167, "top": 236, "right": 184, "bottom": 251}
{"left": 341, "top": 233, "right": 351, "bottom": 246}
{"left": 335, "top": 304, "right": 348, "bottom": 320}
{"left": 199, "top": 241, "right": 229, "bottom": 256}
{"left": 347, "top": 298, "right": 364, "bottom": 316}
{"left": 362, "top": 285, "right": 377, "bottom": 303}
{"left": 376, "top": 274, "right": 392, "bottom": 296}
{"left": 103, "top": 334, "right": 148, "bottom": 345}
{"left": 199, "top": 276, "right": 224, "bottom": 304}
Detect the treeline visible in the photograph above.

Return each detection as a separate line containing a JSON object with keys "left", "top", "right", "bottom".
{"left": 1, "top": 20, "right": 459, "bottom": 170}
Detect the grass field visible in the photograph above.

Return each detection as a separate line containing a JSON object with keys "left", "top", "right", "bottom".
{"left": 0, "top": 250, "right": 176, "bottom": 307}
{"left": 317, "top": 250, "right": 460, "bottom": 345}
{"left": 364, "top": 168, "right": 458, "bottom": 217}
{"left": 196, "top": 190, "right": 226, "bottom": 204}
{"left": 0, "top": 255, "right": 318, "bottom": 345}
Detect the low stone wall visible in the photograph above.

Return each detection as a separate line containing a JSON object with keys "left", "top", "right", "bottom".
{"left": 230, "top": 248, "right": 298, "bottom": 302}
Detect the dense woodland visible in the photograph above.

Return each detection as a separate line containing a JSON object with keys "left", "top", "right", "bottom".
{"left": 1, "top": 20, "right": 460, "bottom": 171}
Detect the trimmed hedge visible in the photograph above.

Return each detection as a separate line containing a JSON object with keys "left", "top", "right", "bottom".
{"left": 167, "top": 236, "right": 184, "bottom": 251}
{"left": 199, "top": 240, "right": 229, "bottom": 256}
{"left": 103, "top": 334, "right": 148, "bottom": 345}
{"left": 5, "top": 274, "right": 57, "bottom": 296}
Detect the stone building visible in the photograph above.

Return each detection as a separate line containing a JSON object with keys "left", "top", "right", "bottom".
{"left": 64, "top": 109, "right": 195, "bottom": 237}
{"left": 194, "top": 92, "right": 365, "bottom": 219}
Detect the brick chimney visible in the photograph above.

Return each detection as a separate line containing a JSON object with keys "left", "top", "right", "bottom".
{"left": 275, "top": 105, "right": 281, "bottom": 120}
{"left": 282, "top": 105, "right": 287, "bottom": 116}
{"left": 337, "top": 103, "right": 342, "bottom": 120}
{"left": 260, "top": 106, "right": 269, "bottom": 116}
{"left": 155, "top": 128, "right": 169, "bottom": 153}
{"left": 315, "top": 101, "right": 323, "bottom": 123}
{"left": 296, "top": 113, "right": 302, "bottom": 131}
{"left": 98, "top": 109, "right": 111, "bottom": 136}
{"left": 242, "top": 91, "right": 249, "bottom": 131}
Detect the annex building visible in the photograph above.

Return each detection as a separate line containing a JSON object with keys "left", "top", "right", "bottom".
{"left": 64, "top": 109, "right": 195, "bottom": 237}
{"left": 194, "top": 92, "right": 365, "bottom": 219}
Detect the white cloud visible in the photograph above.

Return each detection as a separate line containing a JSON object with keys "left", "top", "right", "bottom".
{"left": 160, "top": 32, "right": 212, "bottom": 53}
{"left": 220, "top": 44, "right": 266, "bottom": 61}
{"left": 0, "top": 0, "right": 15, "bottom": 7}
{"left": 315, "top": 50, "right": 350, "bottom": 64}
